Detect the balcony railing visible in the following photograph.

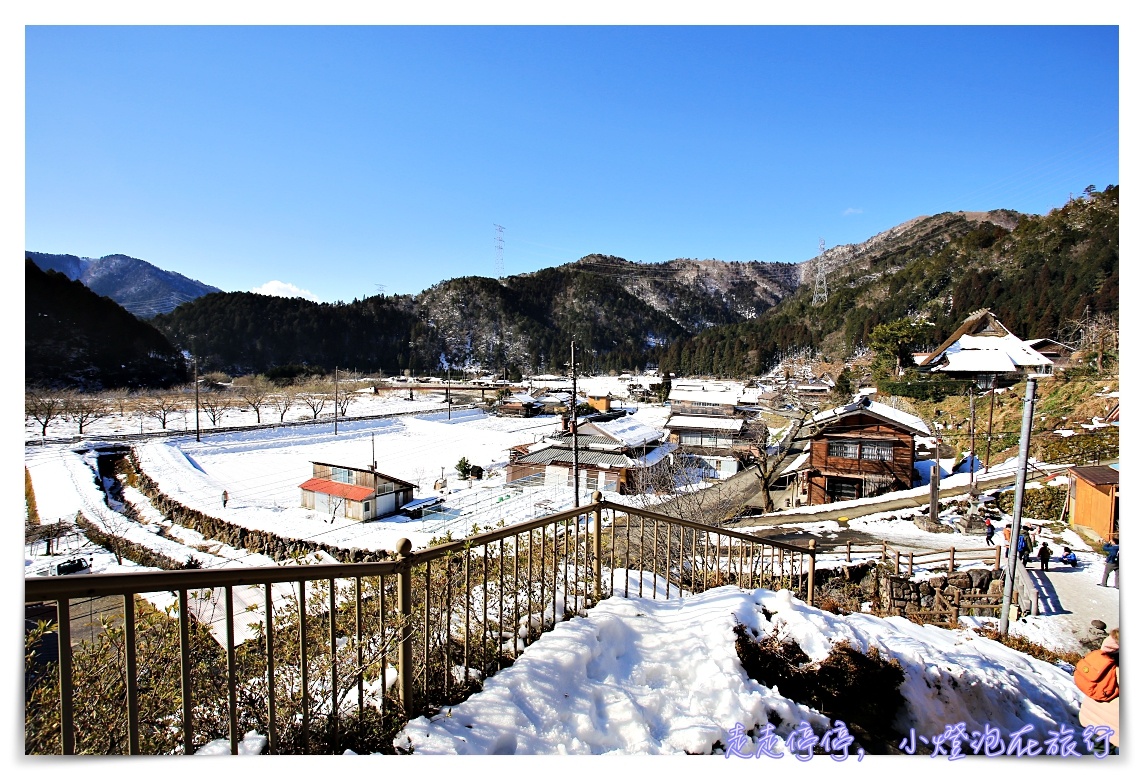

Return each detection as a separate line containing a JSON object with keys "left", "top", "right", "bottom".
{"left": 24, "top": 494, "right": 815, "bottom": 755}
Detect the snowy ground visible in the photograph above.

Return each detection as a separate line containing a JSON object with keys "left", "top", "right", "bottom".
{"left": 20, "top": 379, "right": 1125, "bottom": 762}
{"left": 395, "top": 585, "right": 1098, "bottom": 757}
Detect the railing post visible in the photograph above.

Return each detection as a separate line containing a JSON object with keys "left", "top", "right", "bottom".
{"left": 806, "top": 539, "right": 816, "bottom": 607}
{"left": 845, "top": 540, "right": 852, "bottom": 563}
{"left": 994, "top": 544, "right": 1002, "bottom": 570}
{"left": 895, "top": 550, "right": 901, "bottom": 575}
{"left": 592, "top": 491, "right": 603, "bottom": 605}
{"left": 395, "top": 538, "right": 414, "bottom": 714}
{"left": 952, "top": 590, "right": 961, "bottom": 625}
{"left": 948, "top": 546, "right": 956, "bottom": 574}
{"left": 882, "top": 540, "right": 887, "bottom": 562}
{"left": 908, "top": 551, "right": 914, "bottom": 575}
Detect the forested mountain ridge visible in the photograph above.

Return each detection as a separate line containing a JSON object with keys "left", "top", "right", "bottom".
{"left": 26, "top": 251, "right": 222, "bottom": 318}
{"left": 25, "top": 260, "right": 189, "bottom": 389}
{"left": 655, "top": 186, "right": 1118, "bottom": 377}
{"left": 150, "top": 256, "right": 802, "bottom": 376}
{"left": 31, "top": 186, "right": 1117, "bottom": 385}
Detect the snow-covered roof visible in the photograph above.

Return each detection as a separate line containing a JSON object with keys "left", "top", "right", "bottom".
{"left": 945, "top": 333, "right": 1052, "bottom": 368}
{"left": 933, "top": 349, "right": 1017, "bottom": 374}
{"left": 592, "top": 416, "right": 665, "bottom": 448}
{"left": 779, "top": 450, "right": 810, "bottom": 475}
{"left": 507, "top": 393, "right": 541, "bottom": 404}
{"left": 811, "top": 398, "right": 930, "bottom": 436}
{"left": 668, "top": 389, "right": 741, "bottom": 405}
{"left": 664, "top": 415, "right": 744, "bottom": 432}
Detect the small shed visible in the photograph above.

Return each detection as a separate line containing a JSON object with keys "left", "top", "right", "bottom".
{"left": 1067, "top": 465, "right": 1119, "bottom": 542}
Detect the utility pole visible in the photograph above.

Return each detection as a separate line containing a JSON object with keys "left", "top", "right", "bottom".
{"left": 446, "top": 366, "right": 451, "bottom": 421}
{"left": 194, "top": 354, "right": 201, "bottom": 443}
{"left": 334, "top": 366, "right": 339, "bottom": 436}
{"left": 983, "top": 374, "right": 997, "bottom": 473}
{"left": 999, "top": 376, "right": 1038, "bottom": 636}
{"left": 968, "top": 389, "right": 977, "bottom": 494}
{"left": 571, "top": 340, "right": 580, "bottom": 508}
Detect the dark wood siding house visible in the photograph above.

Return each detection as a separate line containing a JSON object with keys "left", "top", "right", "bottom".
{"left": 801, "top": 398, "right": 930, "bottom": 505}
{"left": 300, "top": 461, "right": 416, "bottom": 521}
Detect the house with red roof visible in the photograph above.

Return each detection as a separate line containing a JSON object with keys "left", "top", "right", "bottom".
{"left": 300, "top": 461, "right": 416, "bottom": 521}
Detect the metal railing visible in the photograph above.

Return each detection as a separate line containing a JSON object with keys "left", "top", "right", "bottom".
{"left": 24, "top": 494, "right": 814, "bottom": 755}
{"left": 815, "top": 540, "right": 1002, "bottom": 576}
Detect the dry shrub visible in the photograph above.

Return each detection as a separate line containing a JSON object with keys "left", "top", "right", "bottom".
{"left": 973, "top": 627, "right": 1082, "bottom": 666}
{"left": 734, "top": 624, "right": 905, "bottom": 753}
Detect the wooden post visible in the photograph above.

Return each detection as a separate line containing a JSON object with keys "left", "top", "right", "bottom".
{"left": 592, "top": 491, "right": 603, "bottom": 604}
{"left": 949, "top": 546, "right": 956, "bottom": 574}
{"left": 806, "top": 539, "right": 816, "bottom": 607}
{"left": 952, "top": 590, "right": 961, "bottom": 625}
{"left": 882, "top": 540, "right": 887, "bottom": 563}
{"left": 929, "top": 463, "right": 940, "bottom": 525}
{"left": 994, "top": 544, "right": 1002, "bottom": 570}
{"left": 845, "top": 540, "right": 852, "bottom": 563}
{"left": 908, "top": 551, "right": 914, "bottom": 575}
{"left": 395, "top": 538, "right": 413, "bottom": 713}
{"left": 895, "top": 550, "right": 901, "bottom": 575}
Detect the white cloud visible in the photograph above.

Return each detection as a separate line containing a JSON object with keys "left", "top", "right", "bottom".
{"left": 842, "top": 207, "right": 863, "bottom": 216}
{"left": 250, "top": 280, "right": 319, "bottom": 301}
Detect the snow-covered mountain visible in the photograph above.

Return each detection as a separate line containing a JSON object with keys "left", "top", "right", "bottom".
{"left": 26, "top": 251, "right": 221, "bottom": 319}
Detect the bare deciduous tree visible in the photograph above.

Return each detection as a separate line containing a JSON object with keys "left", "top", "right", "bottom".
{"left": 62, "top": 390, "right": 110, "bottom": 435}
{"left": 26, "top": 389, "right": 66, "bottom": 438}
{"left": 270, "top": 385, "right": 299, "bottom": 423}
{"left": 199, "top": 390, "right": 233, "bottom": 427}
{"left": 299, "top": 380, "right": 332, "bottom": 420}
{"left": 139, "top": 391, "right": 188, "bottom": 431}
{"left": 233, "top": 375, "right": 274, "bottom": 424}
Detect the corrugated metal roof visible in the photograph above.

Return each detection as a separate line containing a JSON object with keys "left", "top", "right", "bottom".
{"left": 514, "top": 447, "right": 632, "bottom": 468}
{"left": 1069, "top": 465, "right": 1120, "bottom": 486}
{"left": 299, "top": 478, "right": 375, "bottom": 502}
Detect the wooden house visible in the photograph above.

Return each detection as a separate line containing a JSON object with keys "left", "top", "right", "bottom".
{"left": 505, "top": 416, "right": 674, "bottom": 494}
{"left": 300, "top": 461, "right": 416, "bottom": 521}
{"left": 791, "top": 398, "right": 930, "bottom": 505}
{"left": 1067, "top": 465, "right": 1119, "bottom": 542}
{"left": 916, "top": 309, "right": 1053, "bottom": 385}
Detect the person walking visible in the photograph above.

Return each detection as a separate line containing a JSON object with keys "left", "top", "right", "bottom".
{"left": 984, "top": 518, "right": 996, "bottom": 545}
{"left": 1100, "top": 541, "right": 1119, "bottom": 588}
{"left": 222, "top": 490, "right": 229, "bottom": 508}
{"left": 1016, "top": 531, "right": 1030, "bottom": 567}
{"left": 1038, "top": 541, "right": 1052, "bottom": 571}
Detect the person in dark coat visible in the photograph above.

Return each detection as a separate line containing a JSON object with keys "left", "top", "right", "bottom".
{"left": 1038, "top": 541, "right": 1052, "bottom": 571}
{"left": 984, "top": 518, "right": 995, "bottom": 545}
{"left": 1101, "top": 542, "right": 1119, "bottom": 587}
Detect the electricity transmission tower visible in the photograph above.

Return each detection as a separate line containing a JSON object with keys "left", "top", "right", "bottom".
{"left": 493, "top": 224, "right": 505, "bottom": 278}
{"left": 812, "top": 238, "right": 828, "bottom": 305}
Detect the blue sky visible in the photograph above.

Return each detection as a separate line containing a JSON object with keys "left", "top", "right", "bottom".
{"left": 25, "top": 25, "right": 1119, "bottom": 303}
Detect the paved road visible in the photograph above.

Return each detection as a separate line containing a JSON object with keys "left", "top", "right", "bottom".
{"left": 1025, "top": 554, "right": 1121, "bottom": 647}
